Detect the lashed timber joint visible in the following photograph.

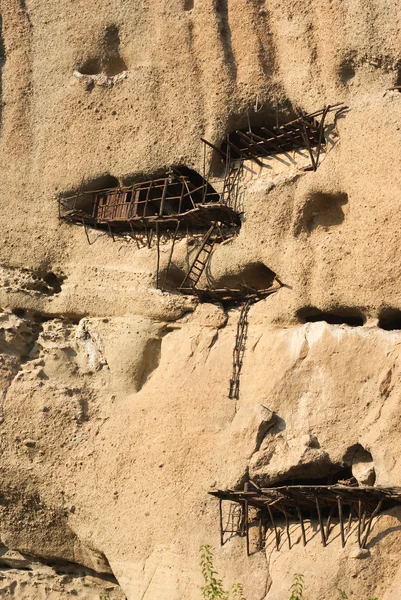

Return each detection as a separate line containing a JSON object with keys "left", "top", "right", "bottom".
{"left": 204, "top": 103, "right": 348, "bottom": 171}
{"left": 210, "top": 483, "right": 399, "bottom": 555}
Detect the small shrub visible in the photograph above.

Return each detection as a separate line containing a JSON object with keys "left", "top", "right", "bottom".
{"left": 289, "top": 573, "right": 304, "bottom": 600}
{"left": 199, "top": 545, "right": 246, "bottom": 600}
{"left": 231, "top": 583, "right": 247, "bottom": 600}
{"left": 338, "top": 589, "right": 378, "bottom": 600}
{"left": 200, "top": 544, "right": 229, "bottom": 600}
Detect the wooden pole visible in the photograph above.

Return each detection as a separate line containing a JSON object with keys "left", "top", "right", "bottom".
{"left": 258, "top": 513, "right": 263, "bottom": 550}
{"left": 362, "top": 499, "right": 383, "bottom": 549}
{"left": 300, "top": 121, "right": 317, "bottom": 171}
{"left": 315, "top": 497, "right": 326, "bottom": 547}
{"left": 357, "top": 500, "right": 362, "bottom": 547}
{"left": 156, "top": 221, "right": 161, "bottom": 289}
{"left": 347, "top": 504, "right": 353, "bottom": 533}
{"left": 245, "top": 499, "right": 249, "bottom": 556}
{"left": 267, "top": 503, "right": 280, "bottom": 550}
{"left": 219, "top": 498, "right": 224, "bottom": 547}
{"left": 326, "top": 505, "right": 335, "bottom": 540}
{"left": 338, "top": 497, "right": 345, "bottom": 548}
{"left": 296, "top": 504, "right": 307, "bottom": 546}
{"left": 283, "top": 505, "right": 291, "bottom": 549}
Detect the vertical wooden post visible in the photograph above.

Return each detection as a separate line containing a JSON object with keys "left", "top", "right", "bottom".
{"left": 315, "top": 105, "right": 329, "bottom": 168}
{"left": 347, "top": 504, "right": 353, "bottom": 533}
{"left": 178, "top": 181, "right": 185, "bottom": 215}
{"left": 159, "top": 178, "right": 169, "bottom": 216}
{"left": 244, "top": 500, "right": 249, "bottom": 556}
{"left": 362, "top": 499, "right": 383, "bottom": 549}
{"left": 267, "top": 503, "right": 280, "bottom": 551}
{"left": 326, "top": 505, "right": 335, "bottom": 540}
{"left": 244, "top": 482, "right": 250, "bottom": 556}
{"left": 296, "top": 504, "right": 307, "bottom": 546}
{"left": 315, "top": 497, "right": 326, "bottom": 547}
{"left": 283, "top": 506, "right": 291, "bottom": 550}
{"left": 300, "top": 120, "right": 317, "bottom": 171}
{"left": 219, "top": 498, "right": 224, "bottom": 547}
{"left": 155, "top": 221, "right": 161, "bottom": 289}
{"left": 144, "top": 181, "right": 152, "bottom": 217}
{"left": 258, "top": 513, "right": 263, "bottom": 550}
{"left": 357, "top": 500, "right": 362, "bottom": 548}
{"left": 338, "top": 497, "right": 345, "bottom": 548}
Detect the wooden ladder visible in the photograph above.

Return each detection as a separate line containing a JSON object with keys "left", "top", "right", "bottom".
{"left": 229, "top": 300, "right": 251, "bottom": 399}
{"left": 222, "top": 161, "right": 243, "bottom": 209}
{"left": 179, "top": 224, "right": 217, "bottom": 290}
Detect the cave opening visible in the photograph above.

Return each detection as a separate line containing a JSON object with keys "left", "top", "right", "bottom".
{"left": 212, "top": 262, "right": 276, "bottom": 292}
{"left": 378, "top": 308, "right": 401, "bottom": 331}
{"left": 300, "top": 191, "right": 348, "bottom": 234}
{"left": 297, "top": 307, "right": 365, "bottom": 327}
{"left": 270, "top": 466, "right": 355, "bottom": 488}
{"left": 58, "top": 167, "right": 237, "bottom": 233}
{"left": 77, "top": 25, "right": 127, "bottom": 78}
{"left": 210, "top": 104, "right": 346, "bottom": 169}
{"left": 102, "top": 25, "right": 127, "bottom": 76}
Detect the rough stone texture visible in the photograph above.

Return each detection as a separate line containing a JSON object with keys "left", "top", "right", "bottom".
{"left": 0, "top": 0, "right": 401, "bottom": 599}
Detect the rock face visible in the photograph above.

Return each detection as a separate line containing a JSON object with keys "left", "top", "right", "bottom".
{"left": 0, "top": 1, "right": 401, "bottom": 599}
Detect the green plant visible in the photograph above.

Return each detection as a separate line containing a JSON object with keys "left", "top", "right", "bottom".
{"left": 200, "top": 544, "right": 229, "bottom": 600}
{"left": 231, "top": 583, "right": 246, "bottom": 600}
{"left": 289, "top": 573, "right": 304, "bottom": 600}
{"left": 199, "top": 545, "right": 247, "bottom": 600}
{"left": 338, "top": 589, "right": 378, "bottom": 600}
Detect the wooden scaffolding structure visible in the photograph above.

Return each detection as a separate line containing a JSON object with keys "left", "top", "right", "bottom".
{"left": 210, "top": 482, "right": 401, "bottom": 554}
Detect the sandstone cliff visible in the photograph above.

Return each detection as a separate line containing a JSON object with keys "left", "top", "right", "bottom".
{"left": 0, "top": 1, "right": 401, "bottom": 599}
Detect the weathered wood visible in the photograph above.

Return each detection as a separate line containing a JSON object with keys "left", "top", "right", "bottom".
{"left": 316, "top": 497, "right": 326, "bottom": 547}
{"left": 267, "top": 502, "right": 280, "bottom": 550}
{"left": 296, "top": 504, "right": 307, "bottom": 546}
{"left": 362, "top": 499, "right": 383, "bottom": 548}
{"left": 338, "top": 497, "right": 345, "bottom": 548}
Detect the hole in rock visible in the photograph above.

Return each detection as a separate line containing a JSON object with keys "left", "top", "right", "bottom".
{"left": 78, "top": 57, "right": 102, "bottom": 76}
{"left": 339, "top": 54, "right": 356, "bottom": 84}
{"left": 42, "top": 272, "right": 63, "bottom": 294}
{"left": 212, "top": 262, "right": 276, "bottom": 291}
{"left": 59, "top": 167, "right": 235, "bottom": 235}
{"left": 60, "top": 174, "right": 119, "bottom": 215}
{"left": 271, "top": 466, "right": 355, "bottom": 488}
{"left": 221, "top": 107, "right": 299, "bottom": 163}
{"left": 24, "top": 271, "right": 64, "bottom": 296}
{"left": 158, "top": 264, "right": 187, "bottom": 292}
{"left": 184, "top": 0, "right": 194, "bottom": 10}
{"left": 216, "top": 101, "right": 346, "bottom": 168}
{"left": 297, "top": 306, "right": 365, "bottom": 327}
{"left": 12, "top": 307, "right": 26, "bottom": 317}
{"left": 301, "top": 192, "right": 348, "bottom": 234}
{"left": 77, "top": 25, "right": 127, "bottom": 77}
{"left": 378, "top": 308, "right": 401, "bottom": 331}
{"left": 102, "top": 25, "right": 127, "bottom": 76}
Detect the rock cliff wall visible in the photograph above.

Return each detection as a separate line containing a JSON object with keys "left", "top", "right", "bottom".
{"left": 0, "top": 1, "right": 401, "bottom": 598}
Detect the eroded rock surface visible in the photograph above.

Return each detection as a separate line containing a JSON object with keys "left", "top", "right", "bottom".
{"left": 0, "top": 0, "right": 401, "bottom": 598}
